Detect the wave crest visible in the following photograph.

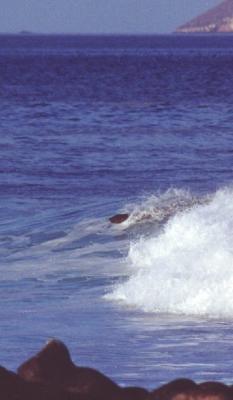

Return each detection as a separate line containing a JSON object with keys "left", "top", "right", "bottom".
{"left": 107, "top": 187, "right": 233, "bottom": 318}
{"left": 120, "top": 188, "right": 209, "bottom": 227}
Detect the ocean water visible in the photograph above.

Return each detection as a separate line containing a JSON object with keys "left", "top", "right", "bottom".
{"left": 1, "top": 34, "right": 233, "bottom": 389}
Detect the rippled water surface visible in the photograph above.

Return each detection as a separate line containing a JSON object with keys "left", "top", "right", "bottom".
{"left": 1, "top": 34, "right": 233, "bottom": 388}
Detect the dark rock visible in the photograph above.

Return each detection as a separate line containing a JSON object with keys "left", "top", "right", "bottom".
{"left": 109, "top": 214, "right": 129, "bottom": 224}
{"left": 165, "top": 381, "right": 233, "bottom": 400}
{"left": 18, "top": 339, "right": 121, "bottom": 400}
{"left": 148, "top": 378, "right": 197, "bottom": 400}
{"left": 0, "top": 365, "right": 75, "bottom": 400}
{"left": 18, "top": 339, "right": 73, "bottom": 383}
{"left": 120, "top": 386, "right": 149, "bottom": 399}
{"left": 3, "top": 338, "right": 232, "bottom": 400}
{"left": 197, "top": 381, "right": 232, "bottom": 399}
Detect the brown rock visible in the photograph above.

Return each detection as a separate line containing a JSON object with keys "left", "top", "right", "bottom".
{"left": 148, "top": 378, "right": 197, "bottom": 400}
{"left": 17, "top": 339, "right": 120, "bottom": 400}
{"left": 171, "top": 381, "right": 232, "bottom": 400}
{"left": 196, "top": 381, "right": 232, "bottom": 399}
{"left": 172, "top": 395, "right": 191, "bottom": 400}
{"left": 119, "top": 386, "right": 149, "bottom": 400}
{"left": 0, "top": 365, "right": 75, "bottom": 400}
{"left": 109, "top": 214, "right": 129, "bottom": 224}
{"left": 173, "top": 395, "right": 225, "bottom": 400}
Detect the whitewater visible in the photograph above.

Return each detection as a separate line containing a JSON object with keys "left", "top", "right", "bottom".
{"left": 107, "top": 187, "right": 233, "bottom": 318}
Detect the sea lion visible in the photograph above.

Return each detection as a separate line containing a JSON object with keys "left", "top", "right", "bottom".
{"left": 109, "top": 214, "right": 129, "bottom": 224}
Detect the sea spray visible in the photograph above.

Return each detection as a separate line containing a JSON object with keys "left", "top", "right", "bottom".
{"left": 107, "top": 187, "right": 233, "bottom": 318}
{"left": 117, "top": 188, "right": 209, "bottom": 228}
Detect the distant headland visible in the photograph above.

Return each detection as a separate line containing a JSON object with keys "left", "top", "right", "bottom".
{"left": 176, "top": 0, "right": 233, "bottom": 33}
{"left": 18, "top": 31, "right": 35, "bottom": 35}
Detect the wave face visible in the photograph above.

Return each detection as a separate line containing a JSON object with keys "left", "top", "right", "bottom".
{"left": 108, "top": 187, "right": 233, "bottom": 318}
{"left": 120, "top": 188, "right": 209, "bottom": 227}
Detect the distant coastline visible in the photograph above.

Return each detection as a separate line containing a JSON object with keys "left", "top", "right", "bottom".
{"left": 19, "top": 30, "right": 33, "bottom": 35}
{"left": 176, "top": 0, "right": 233, "bottom": 34}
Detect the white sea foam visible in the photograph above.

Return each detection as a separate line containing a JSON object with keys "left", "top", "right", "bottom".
{"left": 117, "top": 188, "right": 209, "bottom": 228}
{"left": 107, "top": 187, "right": 233, "bottom": 318}
{"left": 0, "top": 217, "right": 127, "bottom": 281}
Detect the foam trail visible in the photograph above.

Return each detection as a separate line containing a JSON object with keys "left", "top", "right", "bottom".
{"left": 116, "top": 188, "right": 208, "bottom": 228}
{"left": 107, "top": 187, "right": 233, "bottom": 318}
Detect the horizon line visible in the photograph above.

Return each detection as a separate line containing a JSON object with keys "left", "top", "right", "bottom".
{"left": 1, "top": 31, "right": 233, "bottom": 37}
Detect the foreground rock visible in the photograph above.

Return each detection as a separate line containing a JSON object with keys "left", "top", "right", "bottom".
{"left": 148, "top": 379, "right": 233, "bottom": 399}
{"left": 18, "top": 339, "right": 121, "bottom": 399}
{"left": 0, "top": 366, "right": 75, "bottom": 400}
{"left": 148, "top": 378, "right": 197, "bottom": 399}
{"left": 0, "top": 339, "right": 232, "bottom": 399}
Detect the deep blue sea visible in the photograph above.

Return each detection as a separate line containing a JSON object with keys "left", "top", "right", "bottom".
{"left": 1, "top": 34, "right": 233, "bottom": 389}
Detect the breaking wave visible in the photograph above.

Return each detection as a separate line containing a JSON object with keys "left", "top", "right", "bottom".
{"left": 116, "top": 188, "right": 209, "bottom": 228}
{"left": 107, "top": 187, "right": 233, "bottom": 318}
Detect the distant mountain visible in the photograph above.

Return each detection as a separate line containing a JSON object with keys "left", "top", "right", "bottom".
{"left": 176, "top": 0, "right": 233, "bottom": 33}
{"left": 18, "top": 31, "right": 34, "bottom": 35}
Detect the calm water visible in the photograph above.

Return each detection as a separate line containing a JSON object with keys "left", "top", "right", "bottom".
{"left": 1, "top": 34, "right": 233, "bottom": 389}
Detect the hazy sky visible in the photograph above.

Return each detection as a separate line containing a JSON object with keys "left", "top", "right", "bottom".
{"left": 1, "top": 0, "right": 221, "bottom": 34}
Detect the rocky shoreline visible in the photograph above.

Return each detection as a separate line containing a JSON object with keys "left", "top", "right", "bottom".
{"left": 0, "top": 339, "right": 232, "bottom": 400}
